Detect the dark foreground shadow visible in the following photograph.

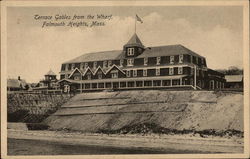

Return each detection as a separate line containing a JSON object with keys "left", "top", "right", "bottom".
{"left": 8, "top": 138, "right": 217, "bottom": 155}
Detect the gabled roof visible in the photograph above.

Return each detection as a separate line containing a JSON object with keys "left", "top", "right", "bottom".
{"left": 63, "top": 44, "right": 204, "bottom": 64}
{"left": 7, "top": 79, "right": 26, "bottom": 88}
{"left": 225, "top": 75, "right": 243, "bottom": 82}
{"left": 82, "top": 66, "right": 94, "bottom": 76}
{"left": 63, "top": 50, "right": 125, "bottom": 64}
{"left": 105, "top": 64, "right": 125, "bottom": 74}
{"left": 137, "top": 44, "right": 204, "bottom": 58}
{"left": 124, "top": 33, "right": 144, "bottom": 48}
{"left": 93, "top": 66, "right": 105, "bottom": 75}
{"left": 68, "top": 68, "right": 82, "bottom": 78}
{"left": 46, "top": 70, "right": 56, "bottom": 76}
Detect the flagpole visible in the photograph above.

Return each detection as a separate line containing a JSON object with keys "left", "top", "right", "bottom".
{"left": 135, "top": 15, "right": 136, "bottom": 33}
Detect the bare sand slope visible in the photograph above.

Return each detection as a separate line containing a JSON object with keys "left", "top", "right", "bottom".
{"left": 44, "top": 90, "right": 243, "bottom": 132}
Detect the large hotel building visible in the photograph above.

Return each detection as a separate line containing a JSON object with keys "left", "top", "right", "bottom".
{"left": 58, "top": 33, "right": 225, "bottom": 92}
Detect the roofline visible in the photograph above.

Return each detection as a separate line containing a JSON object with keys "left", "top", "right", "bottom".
{"left": 68, "top": 68, "right": 82, "bottom": 78}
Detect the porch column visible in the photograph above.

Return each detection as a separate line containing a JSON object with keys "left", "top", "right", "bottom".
{"left": 111, "top": 82, "right": 113, "bottom": 89}
{"left": 161, "top": 80, "right": 163, "bottom": 87}
{"left": 170, "top": 79, "right": 172, "bottom": 86}
{"left": 134, "top": 81, "right": 136, "bottom": 88}
{"left": 126, "top": 81, "right": 128, "bottom": 88}
{"left": 143, "top": 80, "right": 145, "bottom": 87}
{"left": 90, "top": 83, "right": 92, "bottom": 89}
{"left": 180, "top": 78, "right": 182, "bottom": 86}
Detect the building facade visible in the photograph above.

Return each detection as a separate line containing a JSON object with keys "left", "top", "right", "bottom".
{"left": 33, "top": 70, "right": 60, "bottom": 93}
{"left": 58, "top": 34, "right": 225, "bottom": 92}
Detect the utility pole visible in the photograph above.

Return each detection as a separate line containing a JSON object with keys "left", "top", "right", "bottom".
{"left": 194, "top": 65, "right": 197, "bottom": 90}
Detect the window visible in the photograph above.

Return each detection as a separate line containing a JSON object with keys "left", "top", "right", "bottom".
{"left": 143, "top": 69, "right": 147, "bottom": 76}
{"left": 133, "top": 70, "right": 137, "bottom": 77}
{"left": 126, "top": 70, "right": 131, "bottom": 77}
{"left": 84, "top": 63, "right": 88, "bottom": 69}
{"left": 178, "top": 67, "right": 183, "bottom": 74}
{"left": 80, "top": 63, "right": 84, "bottom": 70}
{"left": 120, "top": 59, "right": 124, "bottom": 67}
{"left": 65, "top": 64, "right": 68, "bottom": 71}
{"left": 87, "top": 74, "right": 91, "bottom": 80}
{"left": 169, "top": 67, "right": 174, "bottom": 75}
{"left": 71, "top": 63, "right": 75, "bottom": 70}
{"left": 179, "top": 55, "right": 183, "bottom": 63}
{"left": 97, "top": 71, "right": 102, "bottom": 79}
{"left": 157, "top": 57, "right": 161, "bottom": 65}
{"left": 127, "top": 48, "right": 134, "bottom": 56}
{"left": 144, "top": 58, "right": 148, "bottom": 65}
{"left": 156, "top": 68, "right": 160, "bottom": 76}
{"left": 111, "top": 72, "right": 118, "bottom": 78}
{"left": 108, "top": 60, "right": 112, "bottom": 67}
{"left": 98, "top": 74, "right": 102, "bottom": 79}
{"left": 93, "top": 61, "right": 97, "bottom": 69}
{"left": 74, "top": 76, "right": 80, "bottom": 80}
{"left": 127, "top": 59, "right": 134, "bottom": 66}
{"left": 103, "top": 61, "right": 107, "bottom": 68}
{"left": 170, "top": 56, "right": 174, "bottom": 64}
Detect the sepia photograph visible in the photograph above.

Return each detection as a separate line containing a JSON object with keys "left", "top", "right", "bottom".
{"left": 1, "top": 0, "right": 249, "bottom": 158}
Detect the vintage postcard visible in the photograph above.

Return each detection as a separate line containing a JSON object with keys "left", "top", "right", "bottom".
{"left": 1, "top": 0, "right": 249, "bottom": 158}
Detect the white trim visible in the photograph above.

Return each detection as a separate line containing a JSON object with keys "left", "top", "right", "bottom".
{"left": 105, "top": 64, "right": 126, "bottom": 74}
{"left": 123, "top": 64, "right": 191, "bottom": 70}
{"left": 82, "top": 66, "right": 94, "bottom": 76}
{"left": 93, "top": 65, "right": 105, "bottom": 75}
{"left": 68, "top": 68, "right": 82, "bottom": 78}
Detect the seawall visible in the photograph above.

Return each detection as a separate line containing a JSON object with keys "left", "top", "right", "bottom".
{"left": 8, "top": 92, "right": 73, "bottom": 122}
{"left": 44, "top": 90, "right": 243, "bottom": 132}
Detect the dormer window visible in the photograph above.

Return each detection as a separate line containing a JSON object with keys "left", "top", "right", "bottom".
{"left": 71, "top": 63, "right": 75, "bottom": 70}
{"left": 80, "top": 63, "right": 84, "bottom": 70}
{"left": 120, "top": 59, "right": 124, "bottom": 67}
{"left": 157, "top": 57, "right": 161, "bottom": 65}
{"left": 84, "top": 62, "right": 88, "bottom": 69}
{"left": 65, "top": 64, "right": 68, "bottom": 71}
{"left": 127, "top": 48, "right": 134, "bottom": 56}
{"left": 93, "top": 61, "right": 97, "bottom": 69}
{"left": 170, "top": 56, "right": 174, "bottom": 64}
{"left": 108, "top": 60, "right": 112, "bottom": 67}
{"left": 144, "top": 58, "right": 148, "bottom": 65}
{"left": 179, "top": 55, "right": 183, "bottom": 63}
{"left": 127, "top": 59, "right": 134, "bottom": 66}
{"left": 103, "top": 61, "right": 107, "bottom": 68}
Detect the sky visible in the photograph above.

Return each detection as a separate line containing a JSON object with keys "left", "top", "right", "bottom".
{"left": 7, "top": 6, "right": 243, "bottom": 83}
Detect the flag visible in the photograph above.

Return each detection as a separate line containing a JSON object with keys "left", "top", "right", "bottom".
{"left": 136, "top": 14, "right": 143, "bottom": 23}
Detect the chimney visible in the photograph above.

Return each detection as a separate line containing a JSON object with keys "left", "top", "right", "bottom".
{"left": 18, "top": 76, "right": 21, "bottom": 81}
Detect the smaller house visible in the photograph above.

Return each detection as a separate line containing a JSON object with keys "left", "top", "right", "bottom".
{"left": 7, "top": 76, "right": 27, "bottom": 91}
{"left": 225, "top": 75, "right": 243, "bottom": 89}
{"left": 33, "top": 70, "right": 60, "bottom": 92}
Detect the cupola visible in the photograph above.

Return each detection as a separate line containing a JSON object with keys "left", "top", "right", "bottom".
{"left": 123, "top": 33, "right": 145, "bottom": 57}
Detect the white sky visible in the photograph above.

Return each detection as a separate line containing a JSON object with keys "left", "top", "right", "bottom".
{"left": 7, "top": 6, "right": 243, "bottom": 83}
